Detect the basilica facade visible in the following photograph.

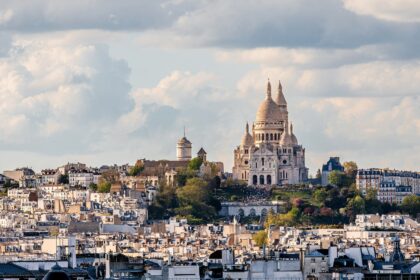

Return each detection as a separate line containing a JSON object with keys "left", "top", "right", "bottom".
{"left": 232, "top": 80, "right": 308, "bottom": 186}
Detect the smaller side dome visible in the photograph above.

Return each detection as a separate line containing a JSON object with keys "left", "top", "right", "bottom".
{"left": 241, "top": 123, "right": 254, "bottom": 147}
{"left": 279, "top": 123, "right": 294, "bottom": 146}
{"left": 290, "top": 123, "right": 298, "bottom": 145}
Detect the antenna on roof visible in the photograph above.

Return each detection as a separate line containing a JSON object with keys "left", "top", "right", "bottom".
{"left": 183, "top": 126, "right": 186, "bottom": 138}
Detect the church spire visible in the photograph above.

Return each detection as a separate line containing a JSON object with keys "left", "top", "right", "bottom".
{"left": 275, "top": 80, "right": 287, "bottom": 106}
{"left": 266, "top": 78, "right": 271, "bottom": 99}
{"left": 246, "top": 122, "right": 249, "bottom": 133}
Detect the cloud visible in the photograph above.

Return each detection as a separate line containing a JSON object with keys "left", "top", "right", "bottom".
{"left": 137, "top": 0, "right": 420, "bottom": 49}
{"left": 216, "top": 44, "right": 420, "bottom": 69}
{"left": 0, "top": 40, "right": 133, "bottom": 153}
{"left": 1, "top": 0, "right": 419, "bottom": 51}
{"left": 115, "top": 70, "right": 250, "bottom": 161}
{"left": 0, "top": 0, "right": 195, "bottom": 32}
{"left": 343, "top": 0, "right": 420, "bottom": 23}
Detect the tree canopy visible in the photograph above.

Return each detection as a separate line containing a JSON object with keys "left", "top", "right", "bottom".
{"left": 188, "top": 157, "right": 203, "bottom": 171}
{"left": 401, "top": 195, "right": 420, "bottom": 216}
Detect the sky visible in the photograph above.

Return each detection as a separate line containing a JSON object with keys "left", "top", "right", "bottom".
{"left": 0, "top": 0, "right": 419, "bottom": 175}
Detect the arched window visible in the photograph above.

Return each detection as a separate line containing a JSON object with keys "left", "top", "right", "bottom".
{"left": 262, "top": 157, "right": 265, "bottom": 166}
{"left": 261, "top": 208, "right": 268, "bottom": 217}
{"left": 262, "top": 134, "right": 264, "bottom": 141}
{"left": 270, "top": 133, "right": 273, "bottom": 140}
{"left": 250, "top": 208, "right": 256, "bottom": 216}
{"left": 286, "top": 172, "right": 288, "bottom": 179}
{"left": 266, "top": 133, "right": 269, "bottom": 141}
{"left": 274, "top": 134, "right": 277, "bottom": 140}
{"left": 253, "top": 175, "right": 258, "bottom": 185}
{"left": 259, "top": 175, "right": 265, "bottom": 185}
{"left": 238, "top": 208, "right": 245, "bottom": 217}
{"left": 267, "top": 175, "right": 272, "bottom": 185}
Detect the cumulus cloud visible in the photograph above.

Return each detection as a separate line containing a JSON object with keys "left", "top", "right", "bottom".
{"left": 114, "top": 71, "right": 252, "bottom": 162}
{"left": 343, "top": 0, "right": 420, "bottom": 23}
{"left": 0, "top": 40, "right": 133, "bottom": 153}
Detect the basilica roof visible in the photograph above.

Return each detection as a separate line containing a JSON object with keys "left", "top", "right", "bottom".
{"left": 256, "top": 80, "right": 282, "bottom": 122}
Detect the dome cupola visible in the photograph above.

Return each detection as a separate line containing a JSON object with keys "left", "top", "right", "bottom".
{"left": 255, "top": 79, "right": 282, "bottom": 122}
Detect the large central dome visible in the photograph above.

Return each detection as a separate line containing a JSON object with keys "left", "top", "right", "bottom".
{"left": 255, "top": 80, "right": 282, "bottom": 122}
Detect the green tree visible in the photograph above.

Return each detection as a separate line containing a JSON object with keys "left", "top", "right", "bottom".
{"left": 253, "top": 230, "right": 268, "bottom": 247}
{"left": 346, "top": 195, "right": 365, "bottom": 220}
{"left": 175, "top": 178, "right": 218, "bottom": 222}
{"left": 188, "top": 157, "right": 203, "bottom": 171}
{"left": 366, "top": 188, "right": 378, "bottom": 201}
{"left": 313, "top": 188, "right": 328, "bottom": 204}
{"left": 265, "top": 207, "right": 300, "bottom": 227}
{"left": 148, "top": 181, "right": 178, "bottom": 219}
{"left": 58, "top": 174, "right": 69, "bottom": 184}
{"left": 177, "top": 178, "right": 209, "bottom": 204}
{"left": 97, "top": 181, "right": 111, "bottom": 193}
{"left": 88, "top": 183, "right": 98, "bottom": 191}
{"left": 128, "top": 164, "right": 144, "bottom": 176}
{"left": 328, "top": 171, "right": 345, "bottom": 187}
{"left": 401, "top": 195, "right": 420, "bottom": 217}
{"left": 343, "top": 161, "right": 358, "bottom": 179}
{"left": 176, "top": 168, "right": 196, "bottom": 187}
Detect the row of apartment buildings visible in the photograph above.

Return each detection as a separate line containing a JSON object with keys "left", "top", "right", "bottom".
{"left": 356, "top": 168, "right": 420, "bottom": 204}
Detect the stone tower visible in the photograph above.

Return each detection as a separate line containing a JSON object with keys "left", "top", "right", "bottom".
{"left": 176, "top": 128, "right": 192, "bottom": 161}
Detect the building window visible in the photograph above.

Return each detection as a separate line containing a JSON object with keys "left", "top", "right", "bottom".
{"left": 262, "top": 158, "right": 265, "bottom": 166}
{"left": 262, "top": 134, "right": 264, "bottom": 141}
{"left": 259, "top": 175, "right": 265, "bottom": 185}
{"left": 270, "top": 133, "right": 273, "bottom": 140}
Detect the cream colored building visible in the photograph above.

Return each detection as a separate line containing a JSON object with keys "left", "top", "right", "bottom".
{"left": 233, "top": 79, "right": 308, "bottom": 186}
{"left": 176, "top": 132, "right": 192, "bottom": 161}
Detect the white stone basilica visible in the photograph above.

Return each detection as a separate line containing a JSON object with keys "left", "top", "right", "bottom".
{"left": 232, "top": 80, "right": 308, "bottom": 186}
